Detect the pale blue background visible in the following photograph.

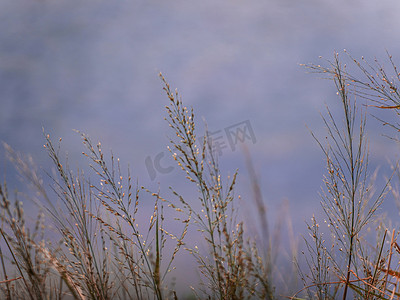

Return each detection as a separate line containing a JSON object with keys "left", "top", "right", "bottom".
{"left": 1, "top": 0, "right": 400, "bottom": 295}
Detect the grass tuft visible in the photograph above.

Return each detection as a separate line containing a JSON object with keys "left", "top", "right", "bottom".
{"left": 2, "top": 52, "right": 400, "bottom": 299}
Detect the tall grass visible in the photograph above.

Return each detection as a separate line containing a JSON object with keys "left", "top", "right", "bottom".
{"left": 159, "top": 73, "right": 274, "bottom": 299}
{"left": 0, "top": 73, "right": 277, "bottom": 299}
{"left": 2, "top": 52, "right": 400, "bottom": 299}
{"left": 297, "top": 52, "right": 400, "bottom": 299}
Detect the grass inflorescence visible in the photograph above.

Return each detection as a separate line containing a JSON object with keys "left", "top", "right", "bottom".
{"left": 2, "top": 52, "right": 400, "bottom": 299}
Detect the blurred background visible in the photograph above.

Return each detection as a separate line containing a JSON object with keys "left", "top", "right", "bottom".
{"left": 1, "top": 0, "right": 400, "bottom": 295}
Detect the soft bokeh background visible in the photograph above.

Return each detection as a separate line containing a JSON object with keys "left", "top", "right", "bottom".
{"left": 1, "top": 0, "right": 400, "bottom": 295}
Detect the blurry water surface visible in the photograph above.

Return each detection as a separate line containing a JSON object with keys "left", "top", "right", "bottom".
{"left": 1, "top": 0, "right": 400, "bottom": 294}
